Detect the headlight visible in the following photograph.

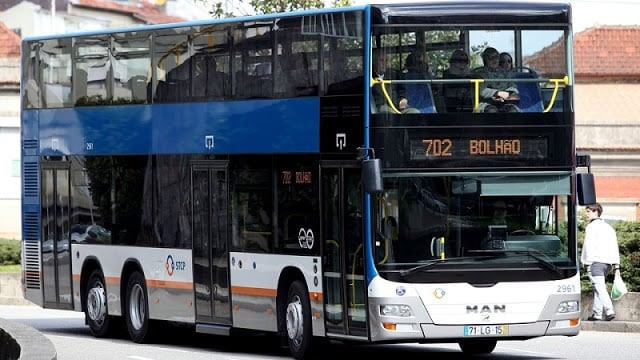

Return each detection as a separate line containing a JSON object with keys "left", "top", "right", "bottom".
{"left": 380, "top": 304, "right": 413, "bottom": 317}
{"left": 557, "top": 300, "right": 579, "bottom": 313}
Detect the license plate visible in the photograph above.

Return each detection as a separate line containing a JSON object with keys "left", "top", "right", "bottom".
{"left": 464, "top": 325, "right": 508, "bottom": 336}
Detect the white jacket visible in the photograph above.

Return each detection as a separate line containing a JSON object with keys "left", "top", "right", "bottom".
{"left": 580, "top": 218, "right": 620, "bottom": 266}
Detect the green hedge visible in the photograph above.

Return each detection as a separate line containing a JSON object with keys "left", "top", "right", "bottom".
{"left": 0, "top": 239, "right": 21, "bottom": 265}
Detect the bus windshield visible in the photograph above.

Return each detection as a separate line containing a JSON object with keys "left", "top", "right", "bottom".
{"left": 373, "top": 173, "right": 572, "bottom": 281}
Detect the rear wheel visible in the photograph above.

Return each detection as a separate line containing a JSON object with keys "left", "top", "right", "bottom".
{"left": 459, "top": 339, "right": 497, "bottom": 354}
{"left": 125, "top": 271, "right": 154, "bottom": 343}
{"left": 284, "top": 280, "right": 313, "bottom": 359}
{"left": 85, "top": 269, "right": 112, "bottom": 337}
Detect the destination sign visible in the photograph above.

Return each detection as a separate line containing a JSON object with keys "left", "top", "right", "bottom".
{"left": 409, "top": 137, "right": 548, "bottom": 161}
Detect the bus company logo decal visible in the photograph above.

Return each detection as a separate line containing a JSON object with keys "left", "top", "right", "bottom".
{"left": 298, "top": 228, "right": 314, "bottom": 249}
{"left": 433, "top": 288, "right": 446, "bottom": 299}
{"left": 166, "top": 255, "right": 175, "bottom": 276}
{"left": 165, "top": 255, "right": 187, "bottom": 276}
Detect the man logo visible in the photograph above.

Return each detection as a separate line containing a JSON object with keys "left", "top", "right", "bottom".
{"left": 466, "top": 304, "right": 506, "bottom": 313}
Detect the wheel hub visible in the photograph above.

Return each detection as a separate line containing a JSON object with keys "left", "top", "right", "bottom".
{"left": 286, "top": 296, "right": 303, "bottom": 342}
{"left": 87, "top": 286, "right": 106, "bottom": 322}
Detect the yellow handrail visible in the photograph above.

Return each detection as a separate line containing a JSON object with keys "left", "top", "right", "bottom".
{"left": 371, "top": 77, "right": 402, "bottom": 114}
{"left": 371, "top": 75, "right": 569, "bottom": 114}
{"left": 470, "top": 78, "right": 485, "bottom": 112}
{"left": 543, "top": 75, "right": 569, "bottom": 113}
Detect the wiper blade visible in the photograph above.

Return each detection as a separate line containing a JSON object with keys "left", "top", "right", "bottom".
{"left": 399, "top": 256, "right": 481, "bottom": 278}
{"left": 483, "top": 249, "right": 561, "bottom": 275}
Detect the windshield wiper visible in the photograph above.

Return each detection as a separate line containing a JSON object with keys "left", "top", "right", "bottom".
{"left": 482, "top": 248, "right": 562, "bottom": 275}
{"left": 399, "top": 256, "right": 482, "bottom": 278}
{"left": 400, "top": 259, "right": 445, "bottom": 278}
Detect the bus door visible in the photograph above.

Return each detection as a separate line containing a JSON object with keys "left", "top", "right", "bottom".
{"left": 191, "top": 161, "right": 231, "bottom": 326}
{"left": 320, "top": 161, "right": 368, "bottom": 338}
{"left": 40, "top": 160, "right": 73, "bottom": 309}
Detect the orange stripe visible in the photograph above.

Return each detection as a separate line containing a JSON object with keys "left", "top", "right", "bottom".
{"left": 232, "top": 285, "right": 277, "bottom": 297}
{"left": 147, "top": 279, "right": 193, "bottom": 290}
{"left": 231, "top": 286, "right": 323, "bottom": 303}
{"left": 71, "top": 274, "right": 192, "bottom": 291}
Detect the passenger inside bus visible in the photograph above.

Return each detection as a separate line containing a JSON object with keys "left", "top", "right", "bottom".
{"left": 499, "top": 52, "right": 514, "bottom": 72}
{"left": 401, "top": 52, "right": 436, "bottom": 113}
{"left": 473, "top": 47, "right": 521, "bottom": 113}
{"left": 371, "top": 51, "right": 419, "bottom": 114}
{"left": 442, "top": 49, "right": 474, "bottom": 112}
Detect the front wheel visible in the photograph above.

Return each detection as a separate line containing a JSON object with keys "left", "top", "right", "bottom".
{"left": 459, "top": 339, "right": 497, "bottom": 354}
{"left": 85, "top": 269, "right": 112, "bottom": 337}
{"left": 284, "top": 280, "right": 313, "bottom": 360}
{"left": 125, "top": 271, "right": 154, "bottom": 343}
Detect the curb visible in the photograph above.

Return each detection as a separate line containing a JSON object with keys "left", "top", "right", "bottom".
{"left": 0, "top": 318, "right": 57, "bottom": 360}
{"left": 581, "top": 320, "right": 640, "bottom": 333}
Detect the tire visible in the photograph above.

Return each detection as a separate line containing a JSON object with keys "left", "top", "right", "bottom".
{"left": 284, "top": 280, "right": 313, "bottom": 360}
{"left": 125, "top": 271, "right": 154, "bottom": 343}
{"left": 85, "top": 269, "right": 112, "bottom": 337}
{"left": 459, "top": 339, "right": 497, "bottom": 354}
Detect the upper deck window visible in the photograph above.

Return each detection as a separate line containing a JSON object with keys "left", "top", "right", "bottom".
{"left": 370, "top": 25, "right": 569, "bottom": 115}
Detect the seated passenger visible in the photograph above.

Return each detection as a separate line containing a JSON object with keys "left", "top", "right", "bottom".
{"left": 371, "top": 51, "right": 419, "bottom": 114}
{"left": 442, "top": 49, "right": 474, "bottom": 112}
{"left": 402, "top": 52, "right": 436, "bottom": 113}
{"left": 473, "top": 47, "right": 520, "bottom": 113}
{"left": 499, "top": 52, "right": 514, "bottom": 73}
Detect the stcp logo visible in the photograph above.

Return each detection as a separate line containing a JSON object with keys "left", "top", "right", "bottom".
{"left": 166, "top": 255, "right": 175, "bottom": 276}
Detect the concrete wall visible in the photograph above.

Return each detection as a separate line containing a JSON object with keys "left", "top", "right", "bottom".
{"left": 581, "top": 292, "right": 640, "bottom": 321}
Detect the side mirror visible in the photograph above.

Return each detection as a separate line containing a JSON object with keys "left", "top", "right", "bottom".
{"left": 362, "top": 158, "right": 383, "bottom": 193}
{"left": 577, "top": 173, "right": 596, "bottom": 205}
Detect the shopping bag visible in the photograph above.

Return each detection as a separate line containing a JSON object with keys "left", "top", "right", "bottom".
{"left": 611, "top": 271, "right": 628, "bottom": 300}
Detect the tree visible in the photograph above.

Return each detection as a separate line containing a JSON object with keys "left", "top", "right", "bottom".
{"left": 251, "top": 0, "right": 352, "bottom": 14}
{"left": 203, "top": 0, "right": 352, "bottom": 18}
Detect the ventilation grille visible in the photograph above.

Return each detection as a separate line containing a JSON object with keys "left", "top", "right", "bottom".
{"left": 23, "top": 162, "right": 39, "bottom": 198}
{"left": 22, "top": 211, "right": 41, "bottom": 290}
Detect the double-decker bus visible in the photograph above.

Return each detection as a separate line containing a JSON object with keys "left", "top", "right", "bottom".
{"left": 21, "top": 1, "right": 596, "bottom": 358}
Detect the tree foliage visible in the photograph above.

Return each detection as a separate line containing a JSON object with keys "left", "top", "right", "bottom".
{"left": 204, "top": 0, "right": 352, "bottom": 18}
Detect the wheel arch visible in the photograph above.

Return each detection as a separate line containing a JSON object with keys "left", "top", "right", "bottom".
{"left": 119, "top": 258, "right": 145, "bottom": 315}
{"left": 80, "top": 256, "right": 103, "bottom": 313}
{"left": 276, "top": 266, "right": 307, "bottom": 335}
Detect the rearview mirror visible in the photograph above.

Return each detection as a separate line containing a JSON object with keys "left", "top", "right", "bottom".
{"left": 452, "top": 178, "right": 478, "bottom": 195}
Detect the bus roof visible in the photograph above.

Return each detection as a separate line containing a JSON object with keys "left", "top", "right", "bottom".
{"left": 22, "top": 1, "right": 571, "bottom": 43}
{"left": 22, "top": 3, "right": 368, "bottom": 42}
{"left": 370, "top": 1, "right": 570, "bottom": 25}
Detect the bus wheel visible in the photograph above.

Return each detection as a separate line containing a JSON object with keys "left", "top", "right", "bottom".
{"left": 85, "top": 269, "right": 111, "bottom": 337}
{"left": 458, "top": 339, "right": 497, "bottom": 354}
{"left": 285, "top": 280, "right": 313, "bottom": 360}
{"left": 125, "top": 271, "right": 153, "bottom": 343}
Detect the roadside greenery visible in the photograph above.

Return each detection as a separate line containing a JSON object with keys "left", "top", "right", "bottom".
{"left": 0, "top": 238, "right": 20, "bottom": 266}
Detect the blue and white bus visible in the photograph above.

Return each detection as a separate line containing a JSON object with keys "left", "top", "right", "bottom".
{"left": 21, "top": 1, "right": 595, "bottom": 358}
